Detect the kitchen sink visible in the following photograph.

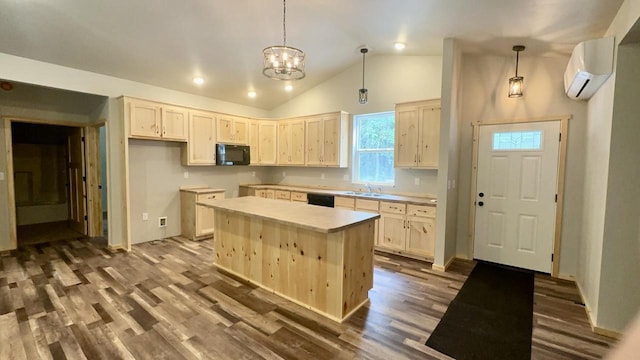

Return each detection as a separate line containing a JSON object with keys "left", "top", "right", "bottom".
{"left": 344, "top": 191, "right": 381, "bottom": 197}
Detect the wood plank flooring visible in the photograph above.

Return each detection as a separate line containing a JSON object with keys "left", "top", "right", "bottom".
{"left": 0, "top": 236, "right": 616, "bottom": 359}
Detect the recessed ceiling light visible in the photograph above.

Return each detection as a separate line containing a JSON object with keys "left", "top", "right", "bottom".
{"left": 248, "top": 91, "right": 257, "bottom": 98}
{"left": 193, "top": 77, "right": 204, "bottom": 85}
{"left": 393, "top": 42, "right": 406, "bottom": 51}
{"left": 284, "top": 84, "right": 293, "bottom": 92}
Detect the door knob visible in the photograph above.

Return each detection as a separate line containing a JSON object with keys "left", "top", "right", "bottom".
{"left": 479, "top": 192, "right": 484, "bottom": 197}
{"left": 478, "top": 201, "right": 484, "bottom": 206}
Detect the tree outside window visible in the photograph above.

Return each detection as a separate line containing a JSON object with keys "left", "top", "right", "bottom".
{"left": 353, "top": 112, "right": 395, "bottom": 185}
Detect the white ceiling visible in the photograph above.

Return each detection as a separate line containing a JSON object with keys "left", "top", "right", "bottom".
{"left": 0, "top": 0, "right": 624, "bottom": 110}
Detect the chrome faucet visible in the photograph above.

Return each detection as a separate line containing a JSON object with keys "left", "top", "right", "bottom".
{"left": 366, "top": 183, "right": 372, "bottom": 193}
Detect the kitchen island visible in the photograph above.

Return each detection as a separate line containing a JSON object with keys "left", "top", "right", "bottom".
{"left": 198, "top": 196, "right": 379, "bottom": 322}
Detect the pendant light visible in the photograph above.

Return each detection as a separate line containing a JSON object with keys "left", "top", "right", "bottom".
{"left": 508, "top": 45, "right": 525, "bottom": 98}
{"left": 359, "top": 47, "right": 368, "bottom": 104}
{"left": 262, "top": 0, "right": 305, "bottom": 80}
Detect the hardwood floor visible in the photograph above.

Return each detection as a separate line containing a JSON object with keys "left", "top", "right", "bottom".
{"left": 0, "top": 236, "right": 616, "bottom": 359}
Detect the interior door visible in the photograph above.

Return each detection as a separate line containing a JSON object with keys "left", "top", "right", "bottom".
{"left": 473, "top": 121, "right": 560, "bottom": 273}
{"left": 68, "top": 127, "right": 87, "bottom": 235}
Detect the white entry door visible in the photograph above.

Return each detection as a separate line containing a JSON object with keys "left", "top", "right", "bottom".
{"left": 474, "top": 121, "right": 560, "bottom": 273}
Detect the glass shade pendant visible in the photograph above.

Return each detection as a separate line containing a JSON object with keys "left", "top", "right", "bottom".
{"left": 262, "top": 0, "right": 305, "bottom": 80}
{"left": 508, "top": 45, "right": 525, "bottom": 98}
{"left": 359, "top": 47, "right": 368, "bottom": 104}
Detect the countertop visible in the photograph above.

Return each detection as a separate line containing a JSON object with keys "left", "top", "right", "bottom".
{"left": 241, "top": 184, "right": 437, "bottom": 206}
{"left": 198, "top": 196, "right": 380, "bottom": 234}
{"left": 180, "top": 188, "right": 226, "bottom": 194}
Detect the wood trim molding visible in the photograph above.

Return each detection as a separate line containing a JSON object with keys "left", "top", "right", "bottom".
{"left": 575, "top": 280, "right": 622, "bottom": 339}
{"left": 468, "top": 115, "right": 570, "bottom": 278}
{"left": 432, "top": 256, "right": 456, "bottom": 272}
{"left": 3, "top": 118, "right": 17, "bottom": 250}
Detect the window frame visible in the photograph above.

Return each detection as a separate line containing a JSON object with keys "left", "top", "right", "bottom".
{"left": 352, "top": 111, "right": 395, "bottom": 186}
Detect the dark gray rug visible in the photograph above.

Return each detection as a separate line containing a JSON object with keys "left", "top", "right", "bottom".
{"left": 425, "top": 261, "right": 534, "bottom": 360}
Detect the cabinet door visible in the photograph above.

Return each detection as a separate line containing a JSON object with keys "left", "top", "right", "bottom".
{"left": 275, "top": 190, "right": 290, "bottom": 201}
{"left": 406, "top": 216, "right": 435, "bottom": 256}
{"left": 217, "top": 115, "right": 235, "bottom": 143}
{"left": 322, "top": 114, "right": 341, "bottom": 166}
{"left": 290, "top": 120, "right": 306, "bottom": 165}
{"left": 248, "top": 120, "right": 260, "bottom": 165}
{"left": 418, "top": 106, "right": 440, "bottom": 168}
{"left": 129, "top": 100, "right": 161, "bottom": 138}
{"left": 264, "top": 190, "right": 275, "bottom": 199}
{"left": 188, "top": 111, "right": 216, "bottom": 165}
{"left": 196, "top": 192, "right": 225, "bottom": 236}
{"left": 162, "top": 106, "right": 188, "bottom": 141}
{"left": 395, "top": 105, "right": 419, "bottom": 167}
{"left": 378, "top": 213, "right": 406, "bottom": 250}
{"left": 277, "top": 122, "right": 291, "bottom": 164}
{"left": 234, "top": 118, "right": 248, "bottom": 145}
{"left": 258, "top": 121, "right": 277, "bottom": 164}
{"left": 305, "top": 116, "right": 323, "bottom": 165}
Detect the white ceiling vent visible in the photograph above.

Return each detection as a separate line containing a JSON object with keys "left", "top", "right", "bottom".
{"left": 564, "top": 37, "right": 614, "bottom": 100}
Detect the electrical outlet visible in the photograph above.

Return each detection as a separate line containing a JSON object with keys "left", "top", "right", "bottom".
{"left": 282, "top": 171, "right": 286, "bottom": 177}
{"left": 321, "top": 173, "right": 325, "bottom": 180}
{"left": 343, "top": 174, "right": 349, "bottom": 181}
{"left": 414, "top": 177, "right": 420, "bottom": 185}
{"left": 252, "top": 171, "right": 256, "bottom": 177}
{"left": 183, "top": 171, "right": 189, "bottom": 179}
{"left": 0, "top": 172, "right": 4, "bottom": 181}
{"left": 142, "top": 213, "right": 149, "bottom": 221}
{"left": 159, "top": 217, "right": 167, "bottom": 228}
{"left": 452, "top": 179, "right": 456, "bottom": 188}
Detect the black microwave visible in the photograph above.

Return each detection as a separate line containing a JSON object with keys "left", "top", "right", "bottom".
{"left": 216, "top": 143, "right": 250, "bottom": 165}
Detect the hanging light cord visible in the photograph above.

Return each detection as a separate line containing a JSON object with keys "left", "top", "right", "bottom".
{"left": 282, "top": 0, "right": 287, "bottom": 46}
{"left": 361, "top": 50, "right": 366, "bottom": 88}
{"left": 515, "top": 49, "right": 519, "bottom": 77}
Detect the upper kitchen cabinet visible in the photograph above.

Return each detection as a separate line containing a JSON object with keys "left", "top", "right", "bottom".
{"left": 277, "top": 119, "right": 305, "bottom": 165}
{"left": 305, "top": 112, "right": 349, "bottom": 167}
{"left": 217, "top": 114, "right": 248, "bottom": 145}
{"left": 127, "top": 98, "right": 188, "bottom": 141}
{"left": 181, "top": 110, "right": 217, "bottom": 165}
{"left": 248, "top": 119, "right": 277, "bottom": 165}
{"left": 395, "top": 99, "right": 440, "bottom": 169}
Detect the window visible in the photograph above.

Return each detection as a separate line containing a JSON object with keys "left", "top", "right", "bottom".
{"left": 353, "top": 111, "right": 395, "bottom": 184}
{"left": 492, "top": 130, "right": 543, "bottom": 151}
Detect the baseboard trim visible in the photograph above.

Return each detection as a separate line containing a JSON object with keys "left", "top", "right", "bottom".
{"left": 432, "top": 256, "right": 456, "bottom": 272}
{"left": 575, "top": 280, "right": 622, "bottom": 339}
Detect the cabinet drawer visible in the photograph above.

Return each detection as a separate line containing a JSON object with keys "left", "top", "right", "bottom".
{"left": 334, "top": 196, "right": 355, "bottom": 209}
{"left": 355, "top": 198, "right": 379, "bottom": 211}
{"left": 379, "top": 201, "right": 406, "bottom": 215}
{"left": 197, "top": 192, "right": 225, "bottom": 202}
{"left": 407, "top": 204, "right": 436, "bottom": 218}
{"left": 275, "top": 190, "right": 291, "bottom": 200}
{"left": 291, "top": 191, "right": 307, "bottom": 202}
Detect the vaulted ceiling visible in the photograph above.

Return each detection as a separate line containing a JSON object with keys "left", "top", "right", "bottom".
{"left": 0, "top": 0, "right": 624, "bottom": 110}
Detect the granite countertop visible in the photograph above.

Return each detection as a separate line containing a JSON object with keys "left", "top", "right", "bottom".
{"left": 241, "top": 184, "right": 437, "bottom": 206}
{"left": 198, "top": 196, "right": 380, "bottom": 234}
{"left": 180, "top": 188, "right": 226, "bottom": 194}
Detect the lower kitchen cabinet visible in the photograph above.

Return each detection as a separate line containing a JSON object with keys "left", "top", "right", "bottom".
{"left": 275, "top": 190, "right": 291, "bottom": 201}
{"left": 334, "top": 196, "right": 355, "bottom": 209}
{"left": 180, "top": 188, "right": 225, "bottom": 240}
{"left": 377, "top": 201, "right": 436, "bottom": 259}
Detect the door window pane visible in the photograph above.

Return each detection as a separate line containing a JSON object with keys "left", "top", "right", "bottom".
{"left": 492, "top": 130, "right": 542, "bottom": 150}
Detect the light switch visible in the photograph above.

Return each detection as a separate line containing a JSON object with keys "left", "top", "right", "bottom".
{"left": 251, "top": 171, "right": 256, "bottom": 177}
{"left": 414, "top": 177, "right": 420, "bottom": 185}
{"left": 183, "top": 171, "right": 189, "bottom": 179}
{"left": 321, "top": 173, "right": 325, "bottom": 180}
{"left": 282, "top": 171, "right": 286, "bottom": 177}
{"left": 452, "top": 179, "right": 456, "bottom": 188}
{"left": 448, "top": 180, "right": 451, "bottom": 190}
{"left": 343, "top": 174, "right": 349, "bottom": 181}
{"left": 0, "top": 172, "right": 4, "bottom": 181}
{"left": 142, "top": 213, "right": 149, "bottom": 221}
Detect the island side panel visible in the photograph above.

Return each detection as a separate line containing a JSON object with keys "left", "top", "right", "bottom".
{"left": 340, "top": 221, "right": 375, "bottom": 318}
{"left": 289, "top": 227, "right": 329, "bottom": 314}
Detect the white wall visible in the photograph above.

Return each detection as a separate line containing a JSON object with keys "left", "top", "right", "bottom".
{"left": 268, "top": 55, "right": 443, "bottom": 195}
{"left": 128, "top": 140, "right": 272, "bottom": 243}
{"left": 455, "top": 54, "right": 589, "bottom": 278}
{"left": 578, "top": 0, "right": 640, "bottom": 333}
{"left": 434, "top": 39, "right": 463, "bottom": 268}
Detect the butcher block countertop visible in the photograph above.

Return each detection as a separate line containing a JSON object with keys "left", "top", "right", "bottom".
{"left": 198, "top": 196, "right": 379, "bottom": 234}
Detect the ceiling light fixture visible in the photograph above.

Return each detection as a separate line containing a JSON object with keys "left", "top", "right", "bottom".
{"left": 284, "top": 84, "right": 293, "bottom": 92}
{"left": 508, "top": 45, "right": 525, "bottom": 98}
{"left": 393, "top": 42, "right": 406, "bottom": 51}
{"left": 248, "top": 91, "right": 257, "bottom": 98}
{"left": 193, "top": 77, "right": 204, "bottom": 85}
{"left": 262, "top": 0, "right": 305, "bottom": 80}
{"left": 359, "top": 47, "right": 368, "bottom": 104}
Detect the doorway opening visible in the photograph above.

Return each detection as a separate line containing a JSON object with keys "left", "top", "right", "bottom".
{"left": 6, "top": 120, "right": 106, "bottom": 248}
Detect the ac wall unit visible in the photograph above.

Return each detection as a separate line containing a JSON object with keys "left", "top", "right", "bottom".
{"left": 564, "top": 37, "right": 614, "bottom": 100}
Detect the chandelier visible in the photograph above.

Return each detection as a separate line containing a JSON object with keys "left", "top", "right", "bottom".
{"left": 262, "top": 0, "right": 305, "bottom": 80}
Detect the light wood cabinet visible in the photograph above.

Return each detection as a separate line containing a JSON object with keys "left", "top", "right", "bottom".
{"left": 277, "top": 119, "right": 305, "bottom": 165}
{"left": 377, "top": 201, "right": 436, "bottom": 258}
{"left": 275, "top": 190, "right": 291, "bottom": 201}
{"left": 180, "top": 189, "right": 225, "bottom": 240}
{"left": 128, "top": 98, "right": 188, "bottom": 141}
{"left": 255, "top": 189, "right": 275, "bottom": 199}
{"left": 290, "top": 191, "right": 307, "bottom": 202}
{"left": 305, "top": 112, "right": 349, "bottom": 167}
{"left": 182, "top": 111, "right": 217, "bottom": 165}
{"left": 249, "top": 120, "right": 277, "bottom": 165}
{"left": 335, "top": 196, "right": 355, "bottom": 209}
{"left": 395, "top": 99, "right": 440, "bottom": 168}
{"left": 356, "top": 198, "right": 379, "bottom": 246}
{"left": 217, "top": 114, "right": 248, "bottom": 145}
